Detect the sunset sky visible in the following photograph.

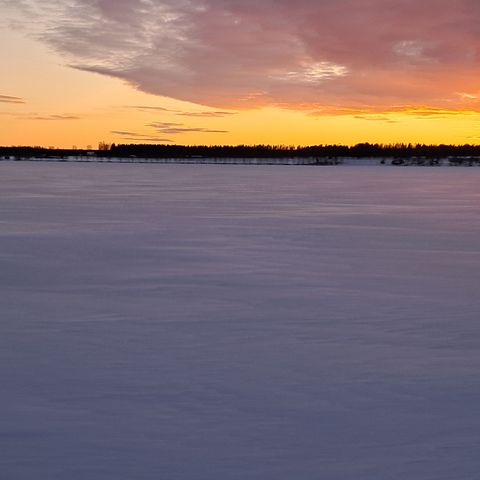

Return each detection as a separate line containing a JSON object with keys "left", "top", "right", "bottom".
{"left": 2, "top": 0, "right": 480, "bottom": 148}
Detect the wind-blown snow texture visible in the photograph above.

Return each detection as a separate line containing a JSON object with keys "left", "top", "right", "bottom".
{"left": 1, "top": 163, "right": 480, "bottom": 480}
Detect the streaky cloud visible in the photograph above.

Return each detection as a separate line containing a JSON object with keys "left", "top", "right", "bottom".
{"left": 23, "top": 114, "right": 80, "bottom": 120}
{"left": 354, "top": 115, "right": 399, "bottom": 124}
{"left": 148, "top": 121, "right": 228, "bottom": 134}
{"left": 0, "top": 94, "right": 25, "bottom": 104}
{"left": 121, "top": 137, "right": 173, "bottom": 143}
{"left": 177, "top": 111, "right": 237, "bottom": 118}
{"left": 111, "top": 130, "right": 172, "bottom": 142}
{"left": 126, "top": 105, "right": 179, "bottom": 112}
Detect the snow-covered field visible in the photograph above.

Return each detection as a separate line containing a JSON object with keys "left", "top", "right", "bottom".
{"left": 1, "top": 162, "right": 480, "bottom": 480}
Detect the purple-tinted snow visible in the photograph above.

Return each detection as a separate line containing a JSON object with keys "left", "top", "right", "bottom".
{"left": 1, "top": 162, "right": 480, "bottom": 479}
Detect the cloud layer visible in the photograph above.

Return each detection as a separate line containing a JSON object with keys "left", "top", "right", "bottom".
{"left": 8, "top": 0, "right": 480, "bottom": 112}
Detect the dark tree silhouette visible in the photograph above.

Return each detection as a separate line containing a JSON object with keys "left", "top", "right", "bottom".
{"left": 2, "top": 143, "right": 480, "bottom": 162}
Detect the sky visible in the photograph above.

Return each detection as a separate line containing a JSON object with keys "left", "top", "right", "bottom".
{"left": 2, "top": 0, "right": 480, "bottom": 148}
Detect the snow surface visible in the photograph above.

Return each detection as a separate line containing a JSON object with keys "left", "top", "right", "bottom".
{"left": 1, "top": 162, "right": 480, "bottom": 480}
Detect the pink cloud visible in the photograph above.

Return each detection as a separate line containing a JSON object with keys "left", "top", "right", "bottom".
{"left": 8, "top": 0, "right": 480, "bottom": 112}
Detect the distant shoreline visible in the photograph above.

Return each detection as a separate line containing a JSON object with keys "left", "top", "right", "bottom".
{"left": 3, "top": 143, "right": 480, "bottom": 163}
{"left": 2, "top": 156, "right": 480, "bottom": 167}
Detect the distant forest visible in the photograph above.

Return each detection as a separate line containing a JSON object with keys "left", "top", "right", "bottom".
{"left": 2, "top": 143, "right": 480, "bottom": 159}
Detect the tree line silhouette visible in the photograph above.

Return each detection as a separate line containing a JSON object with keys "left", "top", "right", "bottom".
{"left": 2, "top": 143, "right": 480, "bottom": 159}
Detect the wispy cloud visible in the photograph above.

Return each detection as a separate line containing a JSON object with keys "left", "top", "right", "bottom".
{"left": 7, "top": 0, "right": 480, "bottom": 113}
{"left": 122, "top": 137, "right": 173, "bottom": 143}
{"left": 354, "top": 115, "right": 399, "bottom": 124}
{"left": 24, "top": 114, "right": 80, "bottom": 120}
{"left": 121, "top": 137, "right": 173, "bottom": 143}
{"left": 111, "top": 131, "right": 142, "bottom": 136}
{"left": 125, "top": 105, "right": 178, "bottom": 113}
{"left": 123, "top": 106, "right": 236, "bottom": 118}
{"left": 398, "top": 108, "right": 478, "bottom": 118}
{"left": 310, "top": 105, "right": 480, "bottom": 118}
{"left": 111, "top": 130, "right": 172, "bottom": 143}
{"left": 0, "top": 94, "right": 25, "bottom": 104}
{"left": 176, "top": 111, "right": 237, "bottom": 118}
{"left": 148, "top": 122, "right": 228, "bottom": 134}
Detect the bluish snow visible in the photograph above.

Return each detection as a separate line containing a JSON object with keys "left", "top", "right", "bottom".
{"left": 1, "top": 162, "right": 480, "bottom": 479}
